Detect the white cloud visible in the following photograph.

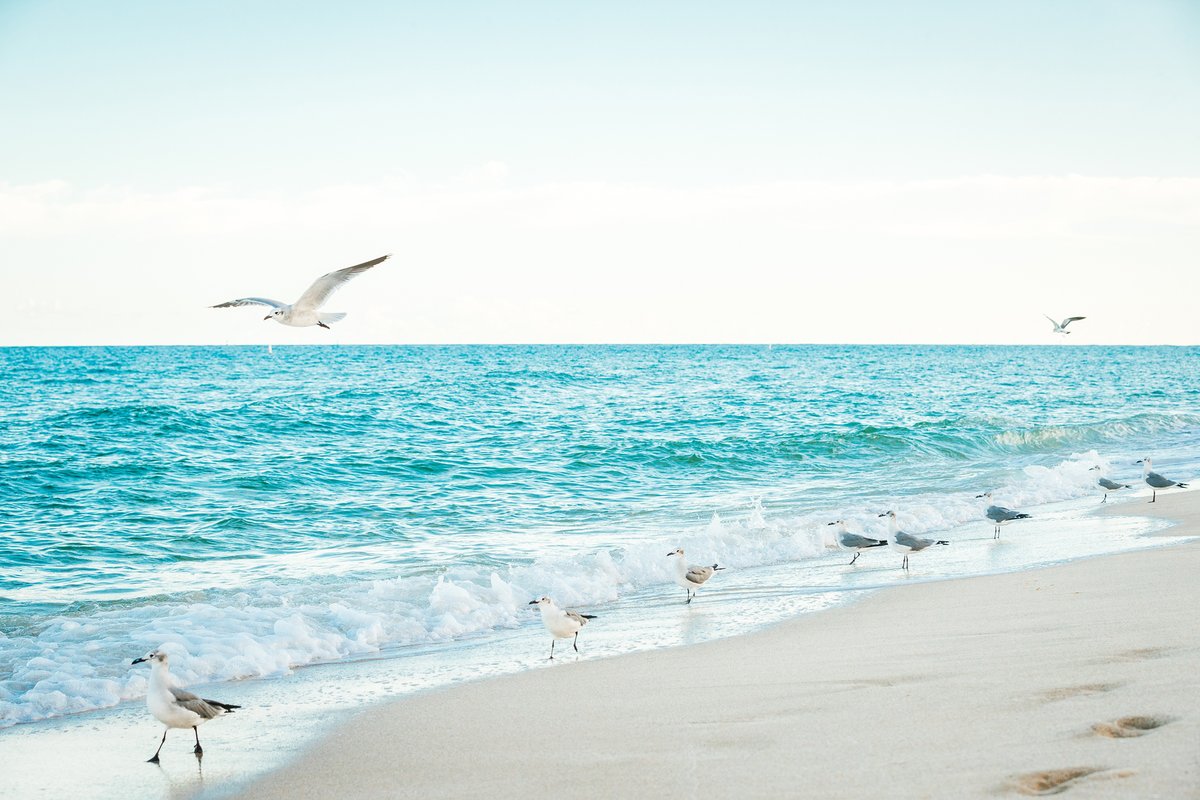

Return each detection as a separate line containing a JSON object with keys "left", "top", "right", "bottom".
{"left": 2, "top": 172, "right": 1197, "bottom": 345}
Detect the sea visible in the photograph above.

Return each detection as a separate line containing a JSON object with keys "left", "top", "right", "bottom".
{"left": 1, "top": 344, "right": 1198, "bottom": 797}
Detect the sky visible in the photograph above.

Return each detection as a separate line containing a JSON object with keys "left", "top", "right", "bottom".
{"left": 1, "top": 0, "right": 1198, "bottom": 345}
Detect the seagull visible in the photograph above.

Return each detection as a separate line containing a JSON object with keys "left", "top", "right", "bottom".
{"left": 827, "top": 520, "right": 887, "bottom": 565}
{"left": 211, "top": 254, "right": 389, "bottom": 329}
{"left": 1090, "top": 466, "right": 1130, "bottom": 503}
{"left": 1044, "top": 314, "right": 1086, "bottom": 334}
{"left": 131, "top": 649, "right": 240, "bottom": 763}
{"left": 528, "top": 597, "right": 597, "bottom": 659}
{"left": 1135, "top": 458, "right": 1189, "bottom": 503}
{"left": 975, "top": 492, "right": 1032, "bottom": 538}
{"left": 877, "top": 511, "right": 949, "bottom": 570}
{"left": 667, "top": 547, "right": 725, "bottom": 604}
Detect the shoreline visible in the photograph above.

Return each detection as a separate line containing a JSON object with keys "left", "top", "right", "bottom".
{"left": 236, "top": 490, "right": 1200, "bottom": 799}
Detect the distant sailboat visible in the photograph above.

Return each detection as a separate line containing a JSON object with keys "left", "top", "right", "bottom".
{"left": 267, "top": 344, "right": 274, "bottom": 355}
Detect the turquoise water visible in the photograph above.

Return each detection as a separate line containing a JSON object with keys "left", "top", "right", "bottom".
{"left": 1, "top": 344, "right": 1198, "bottom": 729}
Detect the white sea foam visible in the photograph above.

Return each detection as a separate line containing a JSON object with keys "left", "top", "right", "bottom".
{"left": 0, "top": 450, "right": 1183, "bottom": 727}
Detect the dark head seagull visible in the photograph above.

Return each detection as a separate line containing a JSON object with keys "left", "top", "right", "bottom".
{"left": 528, "top": 596, "right": 597, "bottom": 659}
{"left": 131, "top": 648, "right": 240, "bottom": 763}
{"left": 211, "top": 254, "right": 389, "bottom": 329}
{"left": 667, "top": 547, "right": 725, "bottom": 604}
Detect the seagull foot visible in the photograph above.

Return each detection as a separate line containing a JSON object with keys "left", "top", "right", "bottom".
{"left": 194, "top": 745, "right": 203, "bottom": 755}
{"left": 147, "top": 755, "right": 160, "bottom": 764}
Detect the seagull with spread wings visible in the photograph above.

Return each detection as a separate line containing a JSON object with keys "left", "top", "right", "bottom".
{"left": 211, "top": 254, "right": 389, "bottom": 329}
{"left": 1044, "top": 314, "right": 1086, "bottom": 334}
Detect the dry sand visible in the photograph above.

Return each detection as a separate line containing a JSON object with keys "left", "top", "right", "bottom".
{"left": 238, "top": 491, "right": 1200, "bottom": 799}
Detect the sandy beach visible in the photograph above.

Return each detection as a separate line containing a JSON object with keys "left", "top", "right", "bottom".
{"left": 237, "top": 490, "right": 1200, "bottom": 799}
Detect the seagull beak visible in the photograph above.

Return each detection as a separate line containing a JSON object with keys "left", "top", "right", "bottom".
{"left": 1134, "top": 460, "right": 1143, "bottom": 464}
{"left": 974, "top": 494, "right": 984, "bottom": 498}
{"left": 263, "top": 314, "right": 273, "bottom": 321}
{"left": 826, "top": 522, "right": 836, "bottom": 526}
{"left": 666, "top": 552, "right": 676, "bottom": 556}
{"left": 527, "top": 600, "right": 538, "bottom": 605}
{"left": 131, "top": 657, "right": 146, "bottom": 665}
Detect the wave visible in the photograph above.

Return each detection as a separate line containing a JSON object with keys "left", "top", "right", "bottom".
{"left": 0, "top": 451, "right": 1121, "bottom": 728}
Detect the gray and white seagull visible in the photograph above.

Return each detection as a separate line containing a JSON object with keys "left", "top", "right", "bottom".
{"left": 1090, "top": 466, "right": 1130, "bottom": 503}
{"left": 131, "top": 649, "right": 240, "bottom": 763}
{"left": 211, "top": 254, "right": 389, "bottom": 329}
{"left": 1044, "top": 314, "right": 1086, "bottom": 335}
{"left": 975, "top": 491, "right": 1032, "bottom": 538}
{"left": 827, "top": 520, "right": 888, "bottom": 565}
{"left": 667, "top": 547, "right": 725, "bottom": 604}
{"left": 878, "top": 511, "right": 949, "bottom": 570}
{"left": 1135, "top": 458, "right": 1189, "bottom": 503}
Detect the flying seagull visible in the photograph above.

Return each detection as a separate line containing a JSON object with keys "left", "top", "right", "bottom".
{"left": 667, "top": 547, "right": 725, "bottom": 604}
{"left": 211, "top": 254, "right": 389, "bottom": 328}
{"left": 1044, "top": 314, "right": 1086, "bottom": 334}
{"left": 975, "top": 491, "right": 1032, "bottom": 538}
{"left": 827, "top": 520, "right": 887, "bottom": 565}
{"left": 1135, "top": 458, "right": 1188, "bottom": 503}
{"left": 528, "top": 596, "right": 597, "bottom": 659}
{"left": 878, "top": 511, "right": 949, "bottom": 570}
{"left": 131, "top": 649, "right": 240, "bottom": 763}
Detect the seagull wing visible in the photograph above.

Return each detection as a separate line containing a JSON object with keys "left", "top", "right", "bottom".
{"left": 1062, "top": 316, "right": 1086, "bottom": 327}
{"left": 169, "top": 687, "right": 226, "bottom": 720}
{"left": 685, "top": 565, "right": 714, "bottom": 585}
{"left": 210, "top": 297, "right": 287, "bottom": 310}
{"left": 293, "top": 254, "right": 390, "bottom": 312}
{"left": 564, "top": 610, "right": 593, "bottom": 626}
{"left": 1043, "top": 314, "right": 1060, "bottom": 328}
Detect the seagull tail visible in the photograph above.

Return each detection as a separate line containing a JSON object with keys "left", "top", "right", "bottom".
{"left": 712, "top": 564, "right": 725, "bottom": 570}
{"left": 935, "top": 540, "right": 950, "bottom": 546}
{"left": 1179, "top": 482, "right": 1190, "bottom": 489}
{"left": 319, "top": 312, "right": 347, "bottom": 324}
{"left": 866, "top": 540, "right": 888, "bottom": 548}
{"left": 1014, "top": 513, "right": 1032, "bottom": 520}
{"left": 579, "top": 614, "right": 598, "bottom": 620}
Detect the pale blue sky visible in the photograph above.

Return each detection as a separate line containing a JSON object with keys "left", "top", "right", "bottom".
{"left": 2, "top": 1, "right": 1198, "bottom": 344}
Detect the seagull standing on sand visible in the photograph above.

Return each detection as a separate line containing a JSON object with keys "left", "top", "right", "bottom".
{"left": 211, "top": 254, "right": 389, "bottom": 329}
{"left": 975, "top": 492, "right": 1032, "bottom": 539}
{"left": 827, "top": 520, "right": 887, "bottom": 565}
{"left": 1090, "top": 466, "right": 1130, "bottom": 503}
{"left": 877, "top": 511, "right": 949, "bottom": 570}
{"left": 1135, "top": 458, "right": 1189, "bottom": 503}
{"left": 529, "top": 596, "right": 597, "bottom": 659}
{"left": 131, "top": 649, "right": 240, "bottom": 763}
{"left": 667, "top": 548, "right": 725, "bottom": 604}
{"left": 1044, "top": 314, "right": 1086, "bottom": 335}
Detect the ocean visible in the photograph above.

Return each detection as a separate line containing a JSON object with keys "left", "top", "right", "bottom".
{"left": 1, "top": 344, "right": 1198, "bottom": 769}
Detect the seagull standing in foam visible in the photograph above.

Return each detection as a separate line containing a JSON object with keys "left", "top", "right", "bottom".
{"left": 529, "top": 596, "right": 597, "bottom": 659}
{"left": 878, "top": 511, "right": 949, "bottom": 570}
{"left": 1090, "top": 466, "right": 1130, "bottom": 503}
{"left": 827, "top": 520, "right": 887, "bottom": 565}
{"left": 975, "top": 491, "right": 1032, "bottom": 539}
{"left": 1044, "top": 314, "right": 1086, "bottom": 335}
{"left": 667, "top": 547, "right": 725, "bottom": 604}
{"left": 1135, "top": 458, "right": 1188, "bottom": 503}
{"left": 131, "top": 649, "right": 240, "bottom": 763}
{"left": 211, "top": 254, "right": 389, "bottom": 329}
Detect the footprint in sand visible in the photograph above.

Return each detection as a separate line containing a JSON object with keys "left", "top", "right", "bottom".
{"left": 1010, "top": 767, "right": 1132, "bottom": 796}
{"left": 1092, "top": 715, "right": 1174, "bottom": 738}
{"left": 1037, "top": 682, "right": 1122, "bottom": 703}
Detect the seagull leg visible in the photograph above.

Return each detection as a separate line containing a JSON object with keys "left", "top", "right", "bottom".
{"left": 1101, "top": 494, "right": 1107, "bottom": 503}
{"left": 686, "top": 590, "right": 692, "bottom": 605}
{"left": 849, "top": 551, "right": 859, "bottom": 565}
{"left": 573, "top": 632, "right": 580, "bottom": 653}
{"left": 193, "top": 727, "right": 203, "bottom": 755}
{"left": 901, "top": 555, "right": 908, "bottom": 570}
{"left": 1151, "top": 490, "right": 1156, "bottom": 503}
{"left": 148, "top": 730, "right": 167, "bottom": 763}
{"left": 317, "top": 321, "right": 330, "bottom": 330}
{"left": 549, "top": 639, "right": 555, "bottom": 660}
